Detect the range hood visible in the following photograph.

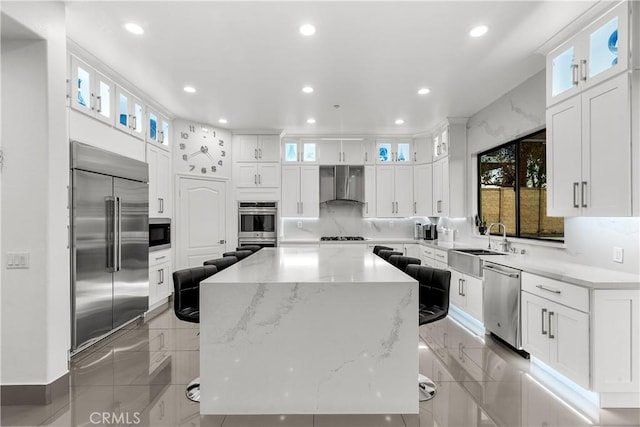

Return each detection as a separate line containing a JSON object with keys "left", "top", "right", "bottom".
{"left": 319, "top": 165, "right": 364, "bottom": 204}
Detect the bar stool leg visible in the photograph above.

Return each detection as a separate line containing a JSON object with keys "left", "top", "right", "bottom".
{"left": 418, "top": 373, "right": 436, "bottom": 401}
{"left": 186, "top": 376, "right": 200, "bottom": 402}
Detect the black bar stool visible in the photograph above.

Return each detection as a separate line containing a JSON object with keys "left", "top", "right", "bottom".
{"left": 372, "top": 245, "right": 393, "bottom": 256}
{"left": 405, "top": 265, "right": 451, "bottom": 401}
{"left": 388, "top": 255, "right": 421, "bottom": 272}
{"left": 172, "top": 265, "right": 218, "bottom": 402}
{"left": 222, "top": 250, "right": 253, "bottom": 260}
{"left": 377, "top": 249, "right": 403, "bottom": 262}
{"left": 236, "top": 245, "right": 262, "bottom": 253}
{"left": 203, "top": 256, "right": 238, "bottom": 271}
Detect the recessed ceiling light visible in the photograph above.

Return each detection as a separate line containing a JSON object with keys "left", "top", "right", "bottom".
{"left": 124, "top": 22, "right": 144, "bottom": 35}
{"left": 306, "top": 118, "right": 316, "bottom": 124}
{"left": 302, "top": 86, "right": 314, "bottom": 94}
{"left": 418, "top": 88, "right": 431, "bottom": 95}
{"left": 218, "top": 118, "right": 228, "bottom": 124}
{"left": 470, "top": 25, "right": 488, "bottom": 38}
{"left": 299, "top": 24, "right": 316, "bottom": 36}
{"left": 395, "top": 119, "right": 405, "bottom": 125}
{"left": 183, "top": 86, "right": 196, "bottom": 93}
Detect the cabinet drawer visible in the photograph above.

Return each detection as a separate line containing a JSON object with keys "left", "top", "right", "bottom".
{"left": 422, "top": 247, "right": 435, "bottom": 259}
{"left": 149, "top": 250, "right": 170, "bottom": 267}
{"left": 434, "top": 249, "right": 448, "bottom": 264}
{"left": 522, "top": 272, "right": 589, "bottom": 312}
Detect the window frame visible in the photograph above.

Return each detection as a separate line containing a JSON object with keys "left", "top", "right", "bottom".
{"left": 477, "top": 129, "right": 564, "bottom": 243}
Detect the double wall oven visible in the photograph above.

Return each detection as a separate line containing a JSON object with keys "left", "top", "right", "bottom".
{"left": 238, "top": 202, "right": 277, "bottom": 248}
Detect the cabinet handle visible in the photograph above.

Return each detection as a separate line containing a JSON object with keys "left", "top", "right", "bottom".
{"left": 541, "top": 308, "right": 547, "bottom": 335}
{"left": 548, "top": 311, "right": 555, "bottom": 339}
{"left": 536, "top": 284, "right": 561, "bottom": 294}
{"left": 414, "top": 201, "right": 417, "bottom": 214}
{"left": 571, "top": 62, "right": 579, "bottom": 86}
{"left": 259, "top": 174, "right": 262, "bottom": 184}
{"left": 579, "top": 59, "right": 587, "bottom": 82}
{"left": 254, "top": 174, "right": 257, "bottom": 185}
{"left": 155, "top": 255, "right": 166, "bottom": 261}
{"left": 365, "top": 152, "right": 368, "bottom": 162}
{"left": 343, "top": 152, "right": 346, "bottom": 162}
{"left": 437, "top": 200, "right": 442, "bottom": 213}
{"left": 414, "top": 152, "right": 417, "bottom": 162}
{"left": 581, "top": 181, "right": 587, "bottom": 208}
{"left": 396, "top": 201, "right": 398, "bottom": 213}
{"left": 573, "top": 182, "right": 579, "bottom": 208}
{"left": 391, "top": 201, "right": 394, "bottom": 214}
{"left": 338, "top": 152, "right": 341, "bottom": 162}
{"left": 159, "top": 131, "right": 164, "bottom": 143}
{"left": 458, "top": 342, "right": 464, "bottom": 360}
{"left": 157, "top": 268, "right": 163, "bottom": 285}
{"left": 458, "top": 278, "right": 462, "bottom": 295}
{"left": 96, "top": 95, "right": 102, "bottom": 113}
{"left": 159, "top": 198, "right": 164, "bottom": 213}
{"left": 254, "top": 148, "right": 258, "bottom": 159}
{"left": 131, "top": 115, "right": 137, "bottom": 130}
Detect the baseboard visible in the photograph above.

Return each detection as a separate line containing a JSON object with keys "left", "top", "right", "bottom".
{"left": 1, "top": 372, "right": 69, "bottom": 406}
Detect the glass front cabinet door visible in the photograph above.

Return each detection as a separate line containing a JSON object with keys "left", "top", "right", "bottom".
{"left": 70, "top": 56, "right": 114, "bottom": 125}
{"left": 283, "top": 139, "right": 317, "bottom": 163}
{"left": 546, "top": 2, "right": 629, "bottom": 106}
{"left": 147, "top": 107, "right": 170, "bottom": 148}
{"left": 115, "top": 86, "right": 144, "bottom": 139}
{"left": 376, "top": 140, "right": 412, "bottom": 164}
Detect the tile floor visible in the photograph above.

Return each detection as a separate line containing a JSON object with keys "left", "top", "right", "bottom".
{"left": 2, "top": 303, "right": 639, "bottom": 426}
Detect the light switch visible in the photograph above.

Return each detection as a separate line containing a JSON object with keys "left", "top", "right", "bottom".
{"left": 6, "top": 252, "right": 30, "bottom": 269}
{"left": 613, "top": 247, "right": 624, "bottom": 263}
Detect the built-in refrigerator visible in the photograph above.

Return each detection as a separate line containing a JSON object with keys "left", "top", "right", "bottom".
{"left": 70, "top": 141, "right": 149, "bottom": 352}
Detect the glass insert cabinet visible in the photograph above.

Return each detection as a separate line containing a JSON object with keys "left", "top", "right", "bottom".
{"left": 283, "top": 139, "right": 317, "bottom": 163}
{"left": 70, "top": 56, "right": 114, "bottom": 125}
{"left": 376, "top": 140, "right": 412, "bottom": 164}
{"left": 546, "top": 1, "right": 629, "bottom": 106}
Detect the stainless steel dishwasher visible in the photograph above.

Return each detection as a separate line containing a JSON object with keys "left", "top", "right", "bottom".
{"left": 482, "top": 261, "right": 523, "bottom": 349}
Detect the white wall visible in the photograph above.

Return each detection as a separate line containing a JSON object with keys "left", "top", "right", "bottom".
{"left": 461, "top": 70, "right": 639, "bottom": 274}
{"left": 1, "top": 1, "right": 69, "bottom": 385}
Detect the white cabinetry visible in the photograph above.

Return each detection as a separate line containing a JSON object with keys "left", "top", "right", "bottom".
{"left": 412, "top": 135, "right": 432, "bottom": 165}
{"left": 115, "top": 86, "right": 144, "bottom": 139}
{"left": 449, "top": 268, "right": 483, "bottom": 322}
{"left": 367, "top": 243, "right": 405, "bottom": 254}
{"left": 362, "top": 140, "right": 376, "bottom": 164}
{"left": 236, "top": 134, "right": 280, "bottom": 162}
{"left": 283, "top": 138, "right": 317, "bottom": 163}
{"left": 147, "top": 144, "right": 171, "bottom": 217}
{"left": 281, "top": 165, "right": 319, "bottom": 218}
{"left": 432, "top": 126, "right": 449, "bottom": 161}
{"left": 317, "top": 140, "right": 364, "bottom": 164}
{"left": 149, "top": 250, "right": 172, "bottom": 309}
{"left": 146, "top": 108, "right": 170, "bottom": 148}
{"left": 431, "top": 119, "right": 467, "bottom": 217}
{"left": 520, "top": 273, "right": 590, "bottom": 389}
{"left": 404, "top": 243, "right": 421, "bottom": 259}
{"left": 547, "top": 72, "right": 631, "bottom": 216}
{"left": 363, "top": 166, "right": 376, "bottom": 217}
{"left": 70, "top": 56, "right": 114, "bottom": 125}
{"left": 546, "top": 2, "right": 630, "bottom": 107}
{"left": 236, "top": 163, "right": 280, "bottom": 188}
{"left": 375, "top": 165, "right": 413, "bottom": 217}
{"left": 375, "top": 139, "right": 412, "bottom": 164}
{"left": 413, "top": 163, "right": 433, "bottom": 216}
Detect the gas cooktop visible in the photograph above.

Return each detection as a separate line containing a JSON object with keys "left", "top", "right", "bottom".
{"left": 320, "top": 236, "right": 365, "bottom": 241}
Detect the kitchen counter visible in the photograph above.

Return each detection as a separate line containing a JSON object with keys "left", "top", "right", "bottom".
{"left": 479, "top": 254, "right": 640, "bottom": 289}
{"left": 199, "top": 246, "right": 418, "bottom": 414}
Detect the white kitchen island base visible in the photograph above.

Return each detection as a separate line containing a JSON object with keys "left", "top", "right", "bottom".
{"left": 200, "top": 247, "right": 419, "bottom": 414}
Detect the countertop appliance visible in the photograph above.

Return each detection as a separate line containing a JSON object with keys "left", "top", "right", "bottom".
{"left": 319, "top": 165, "right": 364, "bottom": 204}
{"left": 482, "top": 261, "right": 523, "bottom": 349}
{"left": 414, "top": 223, "right": 422, "bottom": 240}
{"left": 320, "top": 236, "right": 365, "bottom": 241}
{"left": 423, "top": 224, "right": 437, "bottom": 240}
{"left": 149, "top": 218, "right": 171, "bottom": 252}
{"left": 238, "top": 201, "right": 277, "bottom": 247}
{"left": 70, "top": 141, "right": 149, "bottom": 353}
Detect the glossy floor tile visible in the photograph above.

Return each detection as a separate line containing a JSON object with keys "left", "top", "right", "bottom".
{"left": 2, "top": 304, "right": 640, "bottom": 426}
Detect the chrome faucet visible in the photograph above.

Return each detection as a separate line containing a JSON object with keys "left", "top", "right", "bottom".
{"left": 488, "top": 222, "right": 509, "bottom": 252}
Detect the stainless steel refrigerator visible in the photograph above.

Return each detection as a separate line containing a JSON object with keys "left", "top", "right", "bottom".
{"left": 70, "top": 141, "right": 149, "bottom": 352}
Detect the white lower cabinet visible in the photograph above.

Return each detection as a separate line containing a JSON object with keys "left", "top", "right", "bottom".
{"left": 404, "top": 243, "right": 421, "bottom": 259}
{"left": 149, "top": 250, "right": 172, "bottom": 309}
{"left": 521, "top": 288, "right": 590, "bottom": 389}
{"left": 449, "top": 268, "right": 483, "bottom": 322}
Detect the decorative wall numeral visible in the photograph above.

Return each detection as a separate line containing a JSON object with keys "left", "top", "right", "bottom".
{"left": 182, "top": 154, "right": 188, "bottom": 161}
{"left": 181, "top": 132, "right": 189, "bottom": 139}
{"left": 211, "top": 166, "right": 217, "bottom": 172}
{"left": 201, "top": 167, "right": 207, "bottom": 174}
{"left": 179, "top": 143, "right": 186, "bottom": 150}
{"left": 189, "top": 165, "right": 195, "bottom": 171}
{"left": 189, "top": 125, "right": 195, "bottom": 132}
{"left": 220, "top": 150, "right": 226, "bottom": 157}
{"left": 218, "top": 160, "right": 223, "bottom": 166}
{"left": 218, "top": 139, "right": 225, "bottom": 146}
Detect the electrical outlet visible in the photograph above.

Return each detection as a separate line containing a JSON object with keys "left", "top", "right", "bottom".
{"left": 297, "top": 221, "right": 302, "bottom": 229}
{"left": 613, "top": 247, "right": 624, "bottom": 263}
{"left": 389, "top": 221, "right": 394, "bottom": 228}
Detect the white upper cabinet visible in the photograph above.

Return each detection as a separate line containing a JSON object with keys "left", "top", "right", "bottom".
{"left": 375, "top": 139, "right": 412, "bottom": 164}
{"left": 283, "top": 138, "right": 317, "bottom": 164}
{"left": 413, "top": 163, "right": 433, "bottom": 216}
{"left": 430, "top": 119, "right": 467, "bottom": 217}
{"left": 115, "top": 86, "right": 144, "bottom": 139}
{"left": 70, "top": 56, "right": 114, "bottom": 125}
{"left": 236, "top": 134, "right": 280, "bottom": 162}
{"left": 363, "top": 166, "right": 376, "bottom": 217}
{"left": 147, "top": 144, "right": 171, "bottom": 217}
{"left": 412, "top": 135, "right": 432, "bottom": 165}
{"left": 547, "top": 2, "right": 630, "bottom": 107}
{"left": 146, "top": 107, "right": 170, "bottom": 149}
{"left": 547, "top": 62, "right": 631, "bottom": 216}
{"left": 281, "top": 165, "right": 319, "bottom": 217}
{"left": 375, "top": 165, "right": 413, "bottom": 217}
{"left": 362, "top": 140, "right": 376, "bottom": 164}
{"left": 317, "top": 140, "right": 365, "bottom": 164}
{"left": 433, "top": 127, "right": 449, "bottom": 160}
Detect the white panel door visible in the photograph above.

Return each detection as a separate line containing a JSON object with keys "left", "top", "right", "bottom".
{"left": 546, "top": 96, "right": 582, "bottom": 216}
{"left": 235, "top": 135, "right": 259, "bottom": 162}
{"left": 257, "top": 163, "right": 280, "bottom": 187}
{"left": 317, "top": 141, "right": 342, "bottom": 165}
{"left": 299, "top": 165, "right": 319, "bottom": 218}
{"left": 521, "top": 292, "right": 551, "bottom": 361}
{"left": 257, "top": 135, "right": 280, "bottom": 162}
{"left": 394, "top": 165, "right": 414, "bottom": 217}
{"left": 236, "top": 163, "right": 259, "bottom": 188}
{"left": 376, "top": 166, "right": 395, "bottom": 217}
{"left": 281, "top": 166, "right": 300, "bottom": 217}
{"left": 177, "top": 177, "right": 227, "bottom": 268}
{"left": 549, "top": 301, "right": 590, "bottom": 389}
{"left": 413, "top": 163, "right": 432, "bottom": 216}
{"left": 364, "top": 166, "right": 376, "bottom": 217}
{"left": 581, "top": 72, "right": 631, "bottom": 216}
{"left": 341, "top": 141, "right": 363, "bottom": 164}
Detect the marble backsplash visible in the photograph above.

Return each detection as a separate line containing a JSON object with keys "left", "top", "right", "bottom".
{"left": 281, "top": 201, "right": 434, "bottom": 240}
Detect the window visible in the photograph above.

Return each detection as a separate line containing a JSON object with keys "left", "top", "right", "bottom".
{"left": 478, "top": 129, "right": 564, "bottom": 241}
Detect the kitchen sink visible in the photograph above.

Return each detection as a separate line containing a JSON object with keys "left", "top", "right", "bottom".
{"left": 448, "top": 248, "right": 506, "bottom": 277}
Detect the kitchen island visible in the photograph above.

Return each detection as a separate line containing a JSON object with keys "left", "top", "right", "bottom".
{"left": 199, "top": 246, "right": 419, "bottom": 414}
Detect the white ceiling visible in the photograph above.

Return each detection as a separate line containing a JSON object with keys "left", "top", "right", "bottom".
{"left": 64, "top": 1, "right": 599, "bottom": 136}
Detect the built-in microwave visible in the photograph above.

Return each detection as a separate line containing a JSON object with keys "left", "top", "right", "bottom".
{"left": 149, "top": 218, "right": 171, "bottom": 252}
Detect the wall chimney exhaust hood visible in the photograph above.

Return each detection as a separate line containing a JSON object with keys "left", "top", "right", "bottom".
{"left": 319, "top": 165, "right": 364, "bottom": 204}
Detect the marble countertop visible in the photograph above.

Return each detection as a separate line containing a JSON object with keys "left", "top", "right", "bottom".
{"left": 207, "top": 246, "right": 416, "bottom": 284}
{"left": 478, "top": 254, "right": 639, "bottom": 289}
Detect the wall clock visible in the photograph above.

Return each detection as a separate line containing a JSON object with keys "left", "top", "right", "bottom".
{"left": 175, "top": 122, "right": 227, "bottom": 175}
